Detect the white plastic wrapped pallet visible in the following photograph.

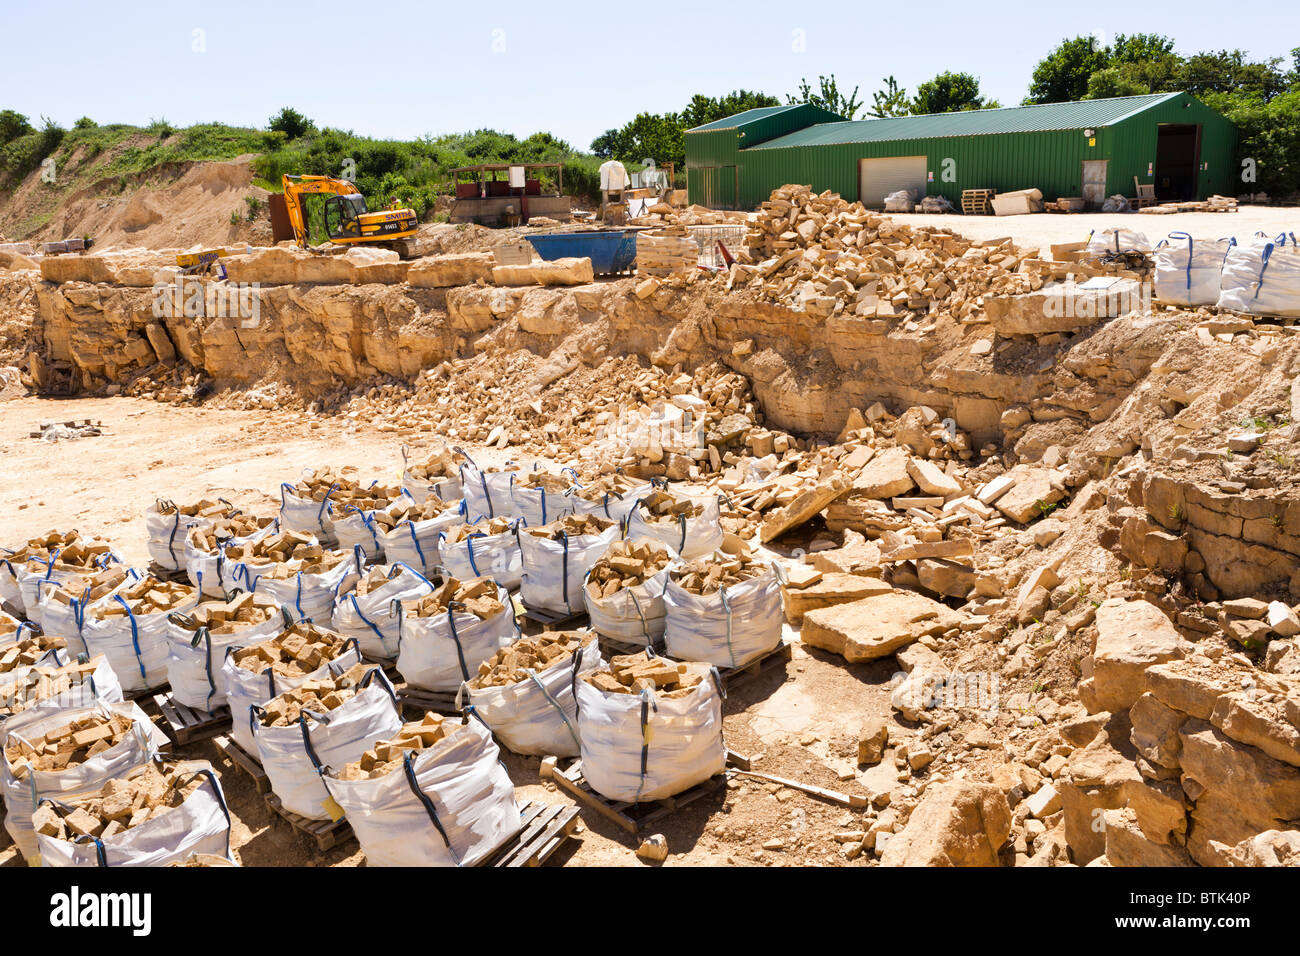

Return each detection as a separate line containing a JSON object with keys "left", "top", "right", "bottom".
{"left": 459, "top": 637, "right": 601, "bottom": 757}
{"left": 1086, "top": 228, "right": 1151, "bottom": 256}
{"left": 1217, "top": 232, "right": 1300, "bottom": 317}
{"left": 397, "top": 583, "right": 517, "bottom": 692}
{"left": 575, "top": 658, "right": 726, "bottom": 803}
{"left": 378, "top": 501, "right": 466, "bottom": 577}
{"left": 519, "top": 522, "right": 620, "bottom": 614}
{"left": 80, "top": 589, "right": 202, "bottom": 696}
{"left": 583, "top": 558, "right": 672, "bottom": 649}
{"left": 460, "top": 457, "right": 520, "bottom": 522}
{"left": 235, "top": 546, "right": 363, "bottom": 624}
{"left": 165, "top": 610, "right": 290, "bottom": 711}
{"left": 331, "top": 564, "right": 436, "bottom": 663}
{"left": 222, "top": 636, "right": 362, "bottom": 755}
{"left": 1153, "top": 233, "right": 1235, "bottom": 307}
{"left": 437, "top": 522, "right": 524, "bottom": 591}
{"left": 323, "top": 716, "right": 519, "bottom": 866}
{"left": 1, "top": 700, "right": 168, "bottom": 863}
{"left": 36, "top": 762, "right": 234, "bottom": 867}
{"left": 663, "top": 562, "right": 784, "bottom": 668}
{"left": 253, "top": 669, "right": 403, "bottom": 821}
{"left": 279, "top": 480, "right": 340, "bottom": 547}
{"left": 626, "top": 495, "right": 723, "bottom": 561}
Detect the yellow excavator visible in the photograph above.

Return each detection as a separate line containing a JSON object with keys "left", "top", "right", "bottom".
{"left": 281, "top": 174, "right": 420, "bottom": 258}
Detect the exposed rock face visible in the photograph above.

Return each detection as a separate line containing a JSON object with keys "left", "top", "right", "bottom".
{"left": 879, "top": 781, "right": 1011, "bottom": 867}
{"left": 1083, "top": 599, "right": 1185, "bottom": 714}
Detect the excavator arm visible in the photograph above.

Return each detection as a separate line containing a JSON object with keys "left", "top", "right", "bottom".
{"left": 280, "top": 174, "right": 419, "bottom": 254}
{"left": 282, "top": 174, "right": 358, "bottom": 247}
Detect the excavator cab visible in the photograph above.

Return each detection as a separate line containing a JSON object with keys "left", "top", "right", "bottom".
{"left": 324, "top": 193, "right": 366, "bottom": 239}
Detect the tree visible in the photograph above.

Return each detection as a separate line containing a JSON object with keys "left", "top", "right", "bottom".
{"left": 1025, "top": 36, "right": 1110, "bottom": 103}
{"left": 788, "top": 75, "right": 862, "bottom": 119}
{"left": 0, "top": 109, "right": 32, "bottom": 145}
{"left": 1176, "top": 50, "right": 1288, "bottom": 100}
{"left": 1110, "top": 33, "right": 1175, "bottom": 64}
{"left": 590, "top": 129, "right": 624, "bottom": 159}
{"left": 268, "top": 107, "right": 315, "bottom": 140}
{"left": 911, "top": 72, "right": 995, "bottom": 114}
{"left": 591, "top": 90, "right": 781, "bottom": 168}
{"left": 1085, "top": 65, "right": 1152, "bottom": 99}
{"left": 73, "top": 116, "right": 97, "bottom": 129}
{"left": 680, "top": 90, "right": 780, "bottom": 129}
{"left": 867, "top": 76, "right": 910, "bottom": 118}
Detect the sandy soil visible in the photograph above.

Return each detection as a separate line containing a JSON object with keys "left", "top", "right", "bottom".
{"left": 891, "top": 206, "right": 1297, "bottom": 258}
{"left": 0, "top": 396, "right": 892, "bottom": 868}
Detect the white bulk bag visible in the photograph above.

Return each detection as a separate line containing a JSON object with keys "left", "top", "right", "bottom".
{"left": 323, "top": 716, "right": 519, "bottom": 866}
{"left": 512, "top": 473, "right": 578, "bottom": 529}
{"left": 575, "top": 659, "right": 726, "bottom": 803}
{"left": 35, "top": 568, "right": 139, "bottom": 656}
{"left": 397, "top": 584, "right": 517, "bottom": 693}
{"left": 663, "top": 563, "right": 784, "bottom": 668}
{"left": 36, "top": 762, "right": 233, "bottom": 867}
{"left": 79, "top": 589, "right": 202, "bottom": 696}
{"left": 626, "top": 496, "right": 723, "bottom": 561}
{"left": 184, "top": 521, "right": 280, "bottom": 599}
{"left": 331, "top": 564, "right": 436, "bottom": 663}
{"left": 165, "top": 609, "right": 290, "bottom": 712}
{"left": 571, "top": 483, "right": 652, "bottom": 523}
{"left": 8, "top": 552, "right": 124, "bottom": 621}
{"left": 145, "top": 499, "right": 232, "bottom": 573}
{"left": 237, "top": 547, "right": 362, "bottom": 624}
{"left": 437, "top": 522, "right": 524, "bottom": 591}
{"left": 460, "top": 458, "right": 520, "bottom": 522}
{"left": 279, "top": 480, "right": 340, "bottom": 547}
{"left": 223, "top": 636, "right": 362, "bottom": 755}
{"left": 584, "top": 563, "right": 672, "bottom": 648}
{"left": 460, "top": 637, "right": 601, "bottom": 757}
{"left": 1217, "top": 233, "right": 1300, "bottom": 317}
{"left": 400, "top": 444, "right": 465, "bottom": 504}
{"left": 252, "top": 669, "right": 403, "bottom": 821}
{"left": 0, "top": 556, "right": 21, "bottom": 613}
{"left": 1153, "top": 233, "right": 1235, "bottom": 307}
{"left": 378, "top": 501, "right": 466, "bottom": 576}
{"left": 519, "top": 523, "right": 620, "bottom": 614}
{"left": 1, "top": 700, "right": 167, "bottom": 863}
{"left": 333, "top": 494, "right": 417, "bottom": 560}
{"left": 1086, "top": 228, "right": 1151, "bottom": 257}
{"left": 0, "top": 654, "right": 124, "bottom": 732}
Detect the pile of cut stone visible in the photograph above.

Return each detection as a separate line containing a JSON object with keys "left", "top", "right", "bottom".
{"left": 5, "top": 712, "right": 136, "bottom": 774}
{"left": 256, "top": 663, "right": 372, "bottom": 726}
{"left": 670, "top": 550, "right": 768, "bottom": 595}
{"left": 175, "top": 592, "right": 282, "bottom": 635}
{"left": 31, "top": 762, "right": 206, "bottom": 842}
{"left": 404, "top": 577, "right": 505, "bottom": 620}
{"left": 584, "top": 653, "right": 704, "bottom": 699}
{"left": 585, "top": 540, "right": 673, "bottom": 600}
{"left": 468, "top": 631, "right": 592, "bottom": 688}
{"left": 230, "top": 623, "right": 352, "bottom": 679}
{"left": 338, "top": 713, "right": 459, "bottom": 780}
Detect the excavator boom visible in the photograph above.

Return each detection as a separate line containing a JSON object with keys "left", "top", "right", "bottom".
{"left": 281, "top": 174, "right": 419, "bottom": 257}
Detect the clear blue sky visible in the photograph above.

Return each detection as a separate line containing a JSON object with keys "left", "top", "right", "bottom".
{"left": 5, "top": 0, "right": 1295, "bottom": 150}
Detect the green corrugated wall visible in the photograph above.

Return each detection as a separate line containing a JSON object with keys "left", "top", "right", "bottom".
{"left": 684, "top": 93, "right": 1236, "bottom": 209}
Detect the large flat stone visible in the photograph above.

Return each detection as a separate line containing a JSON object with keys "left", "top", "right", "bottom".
{"left": 850, "top": 446, "right": 914, "bottom": 500}
{"left": 1090, "top": 599, "right": 1184, "bottom": 713}
{"left": 782, "top": 572, "right": 893, "bottom": 625}
{"left": 800, "top": 590, "right": 965, "bottom": 662}
{"left": 407, "top": 252, "right": 495, "bottom": 287}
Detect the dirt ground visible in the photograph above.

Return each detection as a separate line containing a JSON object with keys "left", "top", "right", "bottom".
{"left": 0, "top": 396, "right": 895, "bottom": 868}
{"left": 892, "top": 206, "right": 1296, "bottom": 257}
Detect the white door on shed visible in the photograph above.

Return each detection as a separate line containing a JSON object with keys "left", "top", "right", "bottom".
{"left": 858, "top": 156, "right": 927, "bottom": 208}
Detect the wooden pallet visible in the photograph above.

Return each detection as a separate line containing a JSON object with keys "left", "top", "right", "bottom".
{"left": 596, "top": 635, "right": 659, "bottom": 658}
{"left": 960, "top": 188, "right": 995, "bottom": 216}
{"left": 264, "top": 792, "right": 354, "bottom": 852}
{"left": 716, "top": 641, "right": 793, "bottom": 691}
{"left": 521, "top": 605, "right": 589, "bottom": 631}
{"left": 551, "top": 751, "right": 749, "bottom": 835}
{"left": 394, "top": 684, "right": 461, "bottom": 716}
{"left": 212, "top": 734, "right": 270, "bottom": 794}
{"left": 481, "top": 801, "right": 581, "bottom": 867}
{"left": 153, "top": 692, "right": 231, "bottom": 746}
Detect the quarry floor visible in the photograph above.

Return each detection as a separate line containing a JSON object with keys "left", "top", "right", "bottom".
{"left": 0, "top": 395, "right": 895, "bottom": 868}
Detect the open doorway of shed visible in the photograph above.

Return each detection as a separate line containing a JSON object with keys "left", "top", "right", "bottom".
{"left": 858, "top": 156, "right": 927, "bottom": 209}
{"left": 1156, "top": 124, "right": 1201, "bottom": 201}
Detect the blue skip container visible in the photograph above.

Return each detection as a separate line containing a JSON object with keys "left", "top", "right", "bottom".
{"left": 525, "top": 230, "right": 637, "bottom": 276}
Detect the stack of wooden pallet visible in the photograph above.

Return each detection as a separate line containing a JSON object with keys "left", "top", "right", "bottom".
{"left": 636, "top": 230, "right": 699, "bottom": 277}
{"left": 960, "top": 188, "right": 995, "bottom": 215}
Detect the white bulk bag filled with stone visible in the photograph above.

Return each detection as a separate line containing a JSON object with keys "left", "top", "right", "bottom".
{"left": 511, "top": 473, "right": 578, "bottom": 529}
{"left": 34, "top": 567, "right": 138, "bottom": 656}
{"left": 80, "top": 589, "right": 202, "bottom": 696}
{"left": 519, "top": 521, "right": 620, "bottom": 614}
{"left": 1086, "top": 228, "right": 1151, "bottom": 257}
{"left": 583, "top": 549, "right": 673, "bottom": 648}
{"left": 0, "top": 654, "right": 124, "bottom": 732}
{"left": 1217, "top": 233, "right": 1300, "bottom": 317}
{"left": 626, "top": 495, "right": 723, "bottom": 561}
{"left": 460, "top": 459, "right": 521, "bottom": 522}
{"left": 35, "top": 762, "right": 233, "bottom": 867}
{"left": 1153, "top": 233, "right": 1235, "bottom": 307}
{"left": 1, "top": 700, "right": 167, "bottom": 863}
{"left": 397, "top": 584, "right": 517, "bottom": 693}
{"left": 333, "top": 494, "right": 418, "bottom": 561}
{"left": 323, "top": 717, "right": 519, "bottom": 867}
{"left": 223, "top": 634, "right": 362, "bottom": 755}
{"left": 184, "top": 521, "right": 280, "bottom": 599}
{"left": 378, "top": 500, "right": 466, "bottom": 576}
{"left": 437, "top": 522, "right": 524, "bottom": 591}
{"left": 239, "top": 547, "right": 363, "bottom": 624}
{"left": 165, "top": 608, "right": 290, "bottom": 712}
{"left": 575, "top": 658, "right": 726, "bottom": 803}
{"left": 663, "top": 562, "right": 783, "bottom": 668}
{"left": 253, "top": 669, "right": 403, "bottom": 821}
{"left": 571, "top": 483, "right": 652, "bottom": 523}
{"left": 460, "top": 635, "right": 601, "bottom": 757}
{"left": 331, "top": 564, "right": 436, "bottom": 663}
{"left": 144, "top": 499, "right": 234, "bottom": 573}
{"left": 400, "top": 445, "right": 465, "bottom": 504}
{"left": 279, "top": 481, "right": 340, "bottom": 547}
{"left": 8, "top": 551, "right": 125, "bottom": 622}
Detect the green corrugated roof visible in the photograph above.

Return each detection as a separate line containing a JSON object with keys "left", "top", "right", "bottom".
{"left": 687, "top": 104, "right": 816, "bottom": 132}
{"left": 747, "top": 93, "right": 1183, "bottom": 149}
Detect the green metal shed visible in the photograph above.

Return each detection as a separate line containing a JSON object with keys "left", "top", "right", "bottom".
{"left": 684, "top": 93, "right": 1236, "bottom": 210}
